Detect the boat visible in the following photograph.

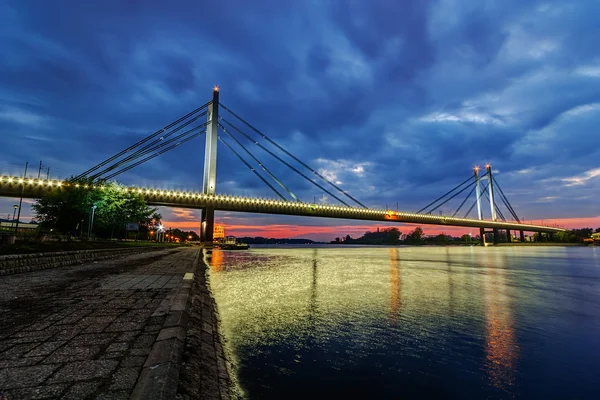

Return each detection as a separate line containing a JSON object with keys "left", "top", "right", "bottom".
{"left": 217, "top": 236, "right": 250, "bottom": 250}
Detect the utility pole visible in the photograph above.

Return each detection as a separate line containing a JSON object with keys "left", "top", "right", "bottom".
{"left": 38, "top": 161, "right": 50, "bottom": 180}
{"left": 14, "top": 162, "right": 28, "bottom": 235}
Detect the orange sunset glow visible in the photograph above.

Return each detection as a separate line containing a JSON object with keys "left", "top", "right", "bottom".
{"left": 158, "top": 213, "right": 600, "bottom": 242}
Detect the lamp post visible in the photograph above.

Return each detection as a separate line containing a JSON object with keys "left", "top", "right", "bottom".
{"left": 88, "top": 204, "right": 98, "bottom": 239}
{"left": 10, "top": 205, "right": 18, "bottom": 229}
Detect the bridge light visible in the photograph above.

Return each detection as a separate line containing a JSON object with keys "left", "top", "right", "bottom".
{"left": 47, "top": 181, "right": 53, "bottom": 186}
{"left": 57, "top": 181, "right": 62, "bottom": 187}
{"left": 7, "top": 177, "right": 13, "bottom": 183}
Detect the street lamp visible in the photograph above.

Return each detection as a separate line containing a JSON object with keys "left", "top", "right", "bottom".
{"left": 88, "top": 204, "right": 98, "bottom": 239}
{"left": 10, "top": 205, "right": 18, "bottom": 229}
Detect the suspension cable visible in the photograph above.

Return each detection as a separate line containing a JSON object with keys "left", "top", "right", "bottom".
{"left": 452, "top": 185, "right": 476, "bottom": 217}
{"left": 425, "top": 174, "right": 485, "bottom": 214}
{"left": 90, "top": 119, "right": 208, "bottom": 180}
{"left": 492, "top": 177, "right": 521, "bottom": 222}
{"left": 218, "top": 136, "right": 287, "bottom": 201}
{"left": 73, "top": 101, "right": 210, "bottom": 181}
{"left": 219, "top": 123, "right": 300, "bottom": 202}
{"left": 221, "top": 118, "right": 351, "bottom": 207}
{"left": 220, "top": 104, "right": 367, "bottom": 208}
{"left": 102, "top": 131, "right": 205, "bottom": 181}
{"left": 482, "top": 189, "right": 507, "bottom": 222}
{"left": 463, "top": 181, "right": 489, "bottom": 219}
{"left": 416, "top": 174, "right": 478, "bottom": 214}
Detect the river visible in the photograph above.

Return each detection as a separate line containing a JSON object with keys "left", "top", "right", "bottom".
{"left": 207, "top": 245, "right": 600, "bottom": 399}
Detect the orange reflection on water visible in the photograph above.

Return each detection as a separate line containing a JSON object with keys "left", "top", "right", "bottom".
{"left": 389, "top": 248, "right": 401, "bottom": 324}
{"left": 483, "top": 262, "right": 519, "bottom": 391}
{"left": 210, "top": 249, "right": 224, "bottom": 272}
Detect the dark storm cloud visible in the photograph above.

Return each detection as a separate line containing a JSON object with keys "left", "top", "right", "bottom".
{"left": 1, "top": 0, "right": 600, "bottom": 230}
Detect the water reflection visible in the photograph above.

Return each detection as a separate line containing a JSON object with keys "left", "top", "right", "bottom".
{"left": 389, "top": 248, "right": 401, "bottom": 324}
{"left": 483, "top": 253, "right": 519, "bottom": 391}
{"left": 210, "top": 249, "right": 224, "bottom": 272}
{"left": 208, "top": 246, "right": 600, "bottom": 399}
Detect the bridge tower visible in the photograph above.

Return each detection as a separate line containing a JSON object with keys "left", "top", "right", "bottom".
{"left": 474, "top": 167, "right": 485, "bottom": 243}
{"left": 486, "top": 164, "right": 499, "bottom": 244}
{"left": 200, "top": 87, "right": 220, "bottom": 243}
{"left": 486, "top": 164, "right": 497, "bottom": 221}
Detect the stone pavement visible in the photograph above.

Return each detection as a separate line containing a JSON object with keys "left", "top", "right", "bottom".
{"left": 0, "top": 247, "right": 199, "bottom": 399}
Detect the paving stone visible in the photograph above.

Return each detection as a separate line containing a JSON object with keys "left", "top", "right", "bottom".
{"left": 82, "top": 322, "right": 111, "bottom": 333}
{"left": 117, "top": 330, "right": 141, "bottom": 342}
{"left": 120, "top": 355, "right": 147, "bottom": 367}
{"left": 0, "top": 343, "right": 13, "bottom": 352}
{"left": 96, "top": 390, "right": 130, "bottom": 400}
{"left": 0, "top": 355, "right": 44, "bottom": 368}
{"left": 104, "top": 321, "right": 146, "bottom": 332}
{"left": 24, "top": 341, "right": 67, "bottom": 357}
{"left": 0, "top": 343, "right": 41, "bottom": 359}
{"left": 157, "top": 327, "right": 186, "bottom": 342}
{"left": 4, "top": 383, "right": 67, "bottom": 399}
{"left": 143, "top": 324, "right": 163, "bottom": 333}
{"left": 12, "top": 329, "right": 58, "bottom": 339}
{"left": 23, "top": 320, "right": 53, "bottom": 331}
{"left": 68, "top": 332, "right": 118, "bottom": 346}
{"left": 53, "top": 327, "right": 84, "bottom": 341}
{"left": 108, "top": 366, "right": 140, "bottom": 390}
{"left": 61, "top": 380, "right": 103, "bottom": 400}
{"left": 132, "top": 334, "right": 156, "bottom": 349}
{"left": 106, "top": 342, "right": 130, "bottom": 352}
{"left": 100, "top": 351, "right": 127, "bottom": 359}
{"left": 128, "top": 348, "right": 151, "bottom": 357}
{"left": 43, "top": 345, "right": 101, "bottom": 363}
{"left": 47, "top": 359, "right": 119, "bottom": 383}
{"left": 0, "top": 364, "right": 60, "bottom": 389}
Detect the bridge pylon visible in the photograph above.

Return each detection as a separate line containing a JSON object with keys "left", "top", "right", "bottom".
{"left": 200, "top": 87, "right": 220, "bottom": 243}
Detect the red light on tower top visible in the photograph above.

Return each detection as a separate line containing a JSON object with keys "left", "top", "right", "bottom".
{"left": 485, "top": 164, "right": 491, "bottom": 169}
{"left": 213, "top": 85, "right": 220, "bottom": 92}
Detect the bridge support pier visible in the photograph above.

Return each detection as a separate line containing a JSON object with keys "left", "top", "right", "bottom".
{"left": 493, "top": 228, "right": 499, "bottom": 245}
{"left": 479, "top": 227, "right": 485, "bottom": 246}
{"left": 506, "top": 229, "right": 511, "bottom": 243}
{"left": 520, "top": 230, "right": 525, "bottom": 242}
{"left": 200, "top": 207, "right": 215, "bottom": 243}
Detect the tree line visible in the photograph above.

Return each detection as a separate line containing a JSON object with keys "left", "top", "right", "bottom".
{"left": 32, "top": 179, "right": 161, "bottom": 239}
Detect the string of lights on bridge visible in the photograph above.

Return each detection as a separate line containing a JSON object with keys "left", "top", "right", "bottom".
{"left": 0, "top": 174, "right": 562, "bottom": 230}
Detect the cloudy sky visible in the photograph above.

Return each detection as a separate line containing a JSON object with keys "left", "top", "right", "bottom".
{"left": 1, "top": 0, "right": 599, "bottom": 240}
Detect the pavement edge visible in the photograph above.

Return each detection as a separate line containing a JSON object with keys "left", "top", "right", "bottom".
{"left": 129, "top": 249, "right": 200, "bottom": 400}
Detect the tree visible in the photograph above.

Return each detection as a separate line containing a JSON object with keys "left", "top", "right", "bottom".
{"left": 406, "top": 227, "right": 424, "bottom": 243}
{"left": 32, "top": 179, "right": 158, "bottom": 238}
{"left": 595, "top": 228, "right": 600, "bottom": 233}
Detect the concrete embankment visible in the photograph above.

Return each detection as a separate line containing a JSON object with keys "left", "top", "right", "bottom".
{"left": 0, "top": 246, "right": 170, "bottom": 276}
{"left": 177, "top": 249, "right": 243, "bottom": 400}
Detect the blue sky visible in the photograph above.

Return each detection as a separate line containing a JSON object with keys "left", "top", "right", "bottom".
{"left": 1, "top": 0, "right": 599, "bottom": 240}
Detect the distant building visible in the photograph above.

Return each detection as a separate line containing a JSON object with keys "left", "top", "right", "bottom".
{"left": 592, "top": 232, "right": 600, "bottom": 241}
{"left": 214, "top": 224, "right": 225, "bottom": 240}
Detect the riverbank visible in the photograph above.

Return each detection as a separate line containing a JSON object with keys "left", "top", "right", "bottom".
{"left": 177, "top": 249, "right": 243, "bottom": 399}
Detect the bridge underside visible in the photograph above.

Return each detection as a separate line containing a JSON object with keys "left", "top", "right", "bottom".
{"left": 0, "top": 179, "right": 564, "bottom": 234}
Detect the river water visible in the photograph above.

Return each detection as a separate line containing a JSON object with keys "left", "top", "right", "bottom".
{"left": 207, "top": 245, "right": 600, "bottom": 399}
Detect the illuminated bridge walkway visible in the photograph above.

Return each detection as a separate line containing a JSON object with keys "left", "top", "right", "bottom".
{"left": 0, "top": 176, "right": 563, "bottom": 234}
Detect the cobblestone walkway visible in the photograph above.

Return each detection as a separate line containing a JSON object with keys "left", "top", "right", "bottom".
{"left": 0, "top": 247, "right": 198, "bottom": 399}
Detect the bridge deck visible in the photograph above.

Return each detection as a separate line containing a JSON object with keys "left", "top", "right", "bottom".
{"left": 0, "top": 177, "right": 564, "bottom": 233}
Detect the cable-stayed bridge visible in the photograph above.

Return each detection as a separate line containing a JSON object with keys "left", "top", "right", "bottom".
{"left": 0, "top": 87, "right": 564, "bottom": 243}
